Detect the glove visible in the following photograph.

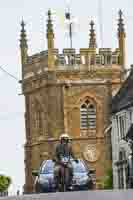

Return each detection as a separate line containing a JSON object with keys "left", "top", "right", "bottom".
{"left": 75, "top": 159, "right": 79, "bottom": 163}
{"left": 52, "top": 158, "right": 56, "bottom": 162}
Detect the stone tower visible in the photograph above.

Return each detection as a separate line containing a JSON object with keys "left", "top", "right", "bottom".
{"left": 20, "top": 10, "right": 126, "bottom": 193}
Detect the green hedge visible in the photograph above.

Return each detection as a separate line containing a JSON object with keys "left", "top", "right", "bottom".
{"left": 102, "top": 168, "right": 113, "bottom": 189}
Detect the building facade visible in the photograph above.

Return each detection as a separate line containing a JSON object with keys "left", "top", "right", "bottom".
{"left": 112, "top": 67, "right": 133, "bottom": 189}
{"left": 20, "top": 10, "right": 126, "bottom": 193}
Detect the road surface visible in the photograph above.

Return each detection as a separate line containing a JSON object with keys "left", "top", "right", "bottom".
{"left": 0, "top": 190, "right": 133, "bottom": 200}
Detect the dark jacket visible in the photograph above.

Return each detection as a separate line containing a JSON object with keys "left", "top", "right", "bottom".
{"left": 55, "top": 143, "right": 75, "bottom": 162}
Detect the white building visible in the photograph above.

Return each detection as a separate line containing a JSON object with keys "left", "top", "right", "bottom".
{"left": 112, "top": 68, "right": 133, "bottom": 189}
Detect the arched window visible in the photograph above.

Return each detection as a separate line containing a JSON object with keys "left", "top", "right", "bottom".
{"left": 33, "top": 100, "right": 43, "bottom": 135}
{"left": 35, "top": 110, "right": 42, "bottom": 131}
{"left": 80, "top": 99, "right": 96, "bottom": 130}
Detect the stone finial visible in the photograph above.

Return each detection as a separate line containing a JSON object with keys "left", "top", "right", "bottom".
{"left": 46, "top": 9, "right": 55, "bottom": 68}
{"left": 47, "top": 9, "right": 54, "bottom": 37}
{"left": 118, "top": 9, "right": 125, "bottom": 36}
{"left": 20, "top": 19, "right": 28, "bottom": 49}
{"left": 117, "top": 9, "right": 126, "bottom": 68}
{"left": 20, "top": 19, "right": 28, "bottom": 67}
{"left": 89, "top": 20, "right": 97, "bottom": 48}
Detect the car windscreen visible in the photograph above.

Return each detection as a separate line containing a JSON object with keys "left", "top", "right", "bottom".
{"left": 40, "top": 160, "right": 54, "bottom": 174}
{"left": 72, "top": 160, "right": 87, "bottom": 173}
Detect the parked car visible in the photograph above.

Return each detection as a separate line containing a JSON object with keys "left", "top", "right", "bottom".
{"left": 32, "top": 159, "right": 94, "bottom": 193}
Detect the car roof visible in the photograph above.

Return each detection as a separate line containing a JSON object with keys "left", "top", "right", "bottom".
{"left": 40, "top": 159, "right": 89, "bottom": 171}
{"left": 41, "top": 158, "right": 82, "bottom": 165}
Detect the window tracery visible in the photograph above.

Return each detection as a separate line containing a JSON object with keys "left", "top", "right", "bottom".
{"left": 80, "top": 98, "right": 96, "bottom": 130}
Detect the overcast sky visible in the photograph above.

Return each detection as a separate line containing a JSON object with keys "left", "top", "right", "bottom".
{"left": 0, "top": 0, "right": 133, "bottom": 195}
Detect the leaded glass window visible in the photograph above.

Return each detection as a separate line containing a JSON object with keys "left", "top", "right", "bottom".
{"left": 80, "top": 99, "right": 96, "bottom": 130}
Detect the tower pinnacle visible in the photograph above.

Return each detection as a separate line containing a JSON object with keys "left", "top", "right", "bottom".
{"left": 89, "top": 20, "right": 97, "bottom": 48}
{"left": 47, "top": 9, "right": 54, "bottom": 48}
{"left": 20, "top": 19, "right": 28, "bottom": 68}
{"left": 47, "top": 10, "right": 53, "bottom": 33}
{"left": 118, "top": 9, "right": 125, "bottom": 36}
{"left": 20, "top": 20, "right": 28, "bottom": 49}
{"left": 117, "top": 9, "right": 126, "bottom": 69}
{"left": 46, "top": 9, "right": 55, "bottom": 69}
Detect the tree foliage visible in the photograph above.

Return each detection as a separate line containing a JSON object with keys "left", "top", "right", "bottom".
{"left": 0, "top": 175, "right": 11, "bottom": 192}
{"left": 102, "top": 168, "right": 113, "bottom": 189}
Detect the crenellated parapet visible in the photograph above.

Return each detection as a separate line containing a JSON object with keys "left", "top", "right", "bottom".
{"left": 26, "top": 48, "right": 120, "bottom": 66}
{"left": 20, "top": 9, "right": 126, "bottom": 85}
{"left": 22, "top": 47, "right": 121, "bottom": 81}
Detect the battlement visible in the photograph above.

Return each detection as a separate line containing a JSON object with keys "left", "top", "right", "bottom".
{"left": 27, "top": 48, "right": 120, "bottom": 65}
{"left": 23, "top": 48, "right": 121, "bottom": 80}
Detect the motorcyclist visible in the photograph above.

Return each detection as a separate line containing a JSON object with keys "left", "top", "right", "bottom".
{"left": 53, "top": 133, "right": 78, "bottom": 189}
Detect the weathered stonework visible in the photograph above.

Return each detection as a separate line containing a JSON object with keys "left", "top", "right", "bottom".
{"left": 20, "top": 10, "right": 125, "bottom": 193}
{"left": 21, "top": 47, "right": 122, "bottom": 193}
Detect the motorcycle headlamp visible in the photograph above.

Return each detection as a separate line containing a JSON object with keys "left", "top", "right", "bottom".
{"left": 79, "top": 176, "right": 88, "bottom": 185}
{"left": 39, "top": 176, "right": 49, "bottom": 185}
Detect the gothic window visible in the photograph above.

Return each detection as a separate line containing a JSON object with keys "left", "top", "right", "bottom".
{"left": 118, "top": 150, "right": 125, "bottom": 189}
{"left": 118, "top": 114, "right": 126, "bottom": 139}
{"left": 34, "top": 100, "right": 43, "bottom": 135}
{"left": 35, "top": 110, "right": 42, "bottom": 130}
{"left": 80, "top": 99, "right": 96, "bottom": 130}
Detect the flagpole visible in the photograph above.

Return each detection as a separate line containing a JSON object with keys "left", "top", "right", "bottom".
{"left": 65, "top": 3, "right": 73, "bottom": 49}
{"left": 70, "top": 22, "right": 72, "bottom": 48}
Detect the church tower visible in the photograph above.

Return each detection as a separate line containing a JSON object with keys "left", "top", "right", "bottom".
{"left": 20, "top": 10, "right": 126, "bottom": 193}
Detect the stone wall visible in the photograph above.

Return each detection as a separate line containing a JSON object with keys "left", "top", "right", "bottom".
{"left": 22, "top": 46, "right": 122, "bottom": 192}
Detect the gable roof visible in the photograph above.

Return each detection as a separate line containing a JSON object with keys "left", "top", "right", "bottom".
{"left": 112, "top": 68, "right": 133, "bottom": 114}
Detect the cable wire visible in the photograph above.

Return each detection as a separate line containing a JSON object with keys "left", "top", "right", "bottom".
{"left": 0, "top": 66, "right": 19, "bottom": 81}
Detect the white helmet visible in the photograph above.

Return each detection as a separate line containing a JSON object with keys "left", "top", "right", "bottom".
{"left": 60, "top": 133, "right": 70, "bottom": 143}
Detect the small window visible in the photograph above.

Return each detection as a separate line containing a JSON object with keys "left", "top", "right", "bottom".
{"left": 101, "top": 55, "right": 105, "bottom": 65}
{"left": 76, "top": 55, "right": 81, "bottom": 65}
{"left": 96, "top": 56, "right": 101, "bottom": 65}
{"left": 90, "top": 55, "right": 95, "bottom": 65}
{"left": 59, "top": 55, "right": 65, "bottom": 65}
{"left": 112, "top": 56, "right": 118, "bottom": 64}
{"left": 107, "top": 55, "right": 111, "bottom": 65}
{"left": 70, "top": 54, "right": 75, "bottom": 65}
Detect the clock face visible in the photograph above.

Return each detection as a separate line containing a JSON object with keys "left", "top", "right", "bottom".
{"left": 83, "top": 144, "right": 99, "bottom": 162}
